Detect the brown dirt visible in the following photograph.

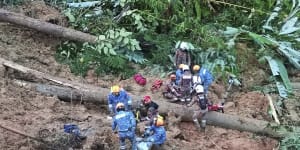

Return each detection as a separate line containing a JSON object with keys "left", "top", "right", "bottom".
{"left": 0, "top": 3, "right": 285, "bottom": 150}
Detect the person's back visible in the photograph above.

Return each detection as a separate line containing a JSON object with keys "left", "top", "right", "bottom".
{"left": 198, "top": 67, "right": 214, "bottom": 94}
{"left": 114, "top": 111, "right": 135, "bottom": 132}
{"left": 112, "top": 103, "right": 136, "bottom": 150}
{"left": 179, "top": 65, "right": 192, "bottom": 101}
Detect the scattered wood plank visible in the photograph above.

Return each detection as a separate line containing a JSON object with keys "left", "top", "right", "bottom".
{"left": 267, "top": 94, "right": 280, "bottom": 124}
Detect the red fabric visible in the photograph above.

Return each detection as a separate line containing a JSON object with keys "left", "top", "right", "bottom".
{"left": 151, "top": 80, "right": 163, "bottom": 92}
{"left": 133, "top": 74, "right": 147, "bottom": 86}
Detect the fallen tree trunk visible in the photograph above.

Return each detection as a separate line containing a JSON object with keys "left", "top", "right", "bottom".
{"left": 1, "top": 57, "right": 296, "bottom": 139}
{"left": 291, "top": 82, "right": 300, "bottom": 90}
{"left": 0, "top": 9, "right": 97, "bottom": 43}
{"left": 13, "top": 80, "right": 292, "bottom": 139}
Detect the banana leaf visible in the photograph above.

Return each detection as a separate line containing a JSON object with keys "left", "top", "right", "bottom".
{"left": 265, "top": 56, "right": 292, "bottom": 98}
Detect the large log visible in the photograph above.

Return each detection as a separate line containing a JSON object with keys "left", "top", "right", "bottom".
{"left": 0, "top": 9, "right": 97, "bottom": 43}
{"left": 1, "top": 58, "right": 296, "bottom": 139}
{"left": 13, "top": 80, "right": 291, "bottom": 139}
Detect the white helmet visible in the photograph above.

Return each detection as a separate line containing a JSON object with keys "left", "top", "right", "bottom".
{"left": 179, "top": 42, "right": 189, "bottom": 50}
{"left": 182, "top": 65, "right": 189, "bottom": 71}
{"left": 195, "top": 84, "right": 204, "bottom": 94}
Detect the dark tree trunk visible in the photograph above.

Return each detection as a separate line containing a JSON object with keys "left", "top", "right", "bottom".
{"left": 0, "top": 9, "right": 97, "bottom": 43}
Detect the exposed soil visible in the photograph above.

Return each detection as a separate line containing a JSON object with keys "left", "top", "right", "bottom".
{"left": 3, "top": 2, "right": 299, "bottom": 150}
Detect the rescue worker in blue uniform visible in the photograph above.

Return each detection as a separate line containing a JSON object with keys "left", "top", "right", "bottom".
{"left": 143, "top": 115, "right": 166, "bottom": 149}
{"left": 108, "top": 85, "right": 132, "bottom": 115}
{"left": 192, "top": 65, "right": 214, "bottom": 95}
{"left": 112, "top": 103, "right": 137, "bottom": 150}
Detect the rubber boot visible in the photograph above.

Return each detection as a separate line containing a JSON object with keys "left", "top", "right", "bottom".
{"left": 193, "top": 119, "right": 201, "bottom": 131}
{"left": 200, "top": 119, "right": 206, "bottom": 132}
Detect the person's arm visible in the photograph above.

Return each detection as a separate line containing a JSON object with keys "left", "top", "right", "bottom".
{"left": 125, "top": 92, "right": 132, "bottom": 111}
{"left": 107, "top": 95, "right": 113, "bottom": 113}
{"left": 153, "top": 102, "right": 159, "bottom": 110}
{"left": 112, "top": 117, "right": 117, "bottom": 131}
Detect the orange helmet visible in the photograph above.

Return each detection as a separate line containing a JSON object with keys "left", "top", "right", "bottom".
{"left": 143, "top": 95, "right": 151, "bottom": 104}
{"left": 193, "top": 65, "right": 200, "bottom": 71}
{"left": 154, "top": 115, "right": 164, "bottom": 126}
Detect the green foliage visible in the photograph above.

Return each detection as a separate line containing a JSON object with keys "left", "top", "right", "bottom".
{"left": 56, "top": 40, "right": 138, "bottom": 78}
{"left": 54, "top": 0, "right": 294, "bottom": 81}
{"left": 280, "top": 135, "right": 300, "bottom": 150}
{"left": 0, "top": 0, "right": 23, "bottom": 5}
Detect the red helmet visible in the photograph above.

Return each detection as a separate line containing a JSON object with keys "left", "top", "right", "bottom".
{"left": 143, "top": 95, "right": 151, "bottom": 104}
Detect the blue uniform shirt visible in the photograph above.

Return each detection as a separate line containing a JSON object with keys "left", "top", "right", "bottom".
{"left": 198, "top": 68, "right": 214, "bottom": 93}
{"left": 112, "top": 111, "right": 136, "bottom": 133}
{"left": 108, "top": 90, "right": 132, "bottom": 113}
{"left": 146, "top": 125, "right": 166, "bottom": 145}
{"left": 175, "top": 69, "right": 183, "bottom": 85}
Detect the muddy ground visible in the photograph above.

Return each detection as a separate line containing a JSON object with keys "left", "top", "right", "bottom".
{"left": 1, "top": 1, "right": 299, "bottom": 150}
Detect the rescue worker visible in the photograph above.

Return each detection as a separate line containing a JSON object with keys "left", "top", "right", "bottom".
{"left": 141, "top": 96, "right": 159, "bottom": 111}
{"left": 179, "top": 65, "right": 192, "bottom": 102}
{"left": 175, "top": 64, "right": 185, "bottom": 85}
{"left": 192, "top": 65, "right": 214, "bottom": 95}
{"left": 187, "top": 85, "right": 209, "bottom": 132}
{"left": 143, "top": 115, "right": 166, "bottom": 149}
{"left": 174, "top": 41, "right": 191, "bottom": 68}
{"left": 112, "top": 103, "right": 137, "bottom": 150}
{"left": 136, "top": 96, "right": 159, "bottom": 122}
{"left": 162, "top": 74, "right": 182, "bottom": 102}
{"left": 107, "top": 85, "right": 132, "bottom": 115}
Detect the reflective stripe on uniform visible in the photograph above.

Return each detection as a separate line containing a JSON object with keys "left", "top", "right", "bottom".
{"left": 203, "top": 69, "right": 206, "bottom": 75}
{"left": 120, "top": 145, "right": 126, "bottom": 150}
{"left": 115, "top": 113, "right": 126, "bottom": 119}
{"left": 128, "top": 99, "right": 132, "bottom": 104}
{"left": 109, "top": 104, "right": 112, "bottom": 109}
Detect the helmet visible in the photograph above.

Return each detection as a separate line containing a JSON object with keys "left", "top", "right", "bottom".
{"left": 111, "top": 85, "right": 120, "bottom": 93}
{"left": 116, "top": 102, "right": 125, "bottom": 112}
{"left": 178, "top": 64, "right": 185, "bottom": 69}
{"left": 154, "top": 115, "right": 164, "bottom": 126}
{"left": 170, "top": 74, "right": 176, "bottom": 80}
{"left": 182, "top": 65, "right": 189, "bottom": 71}
{"left": 193, "top": 65, "right": 200, "bottom": 71}
{"left": 143, "top": 95, "right": 151, "bottom": 104}
{"left": 179, "top": 42, "right": 189, "bottom": 50}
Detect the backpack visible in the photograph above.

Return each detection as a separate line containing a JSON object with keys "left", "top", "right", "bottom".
{"left": 133, "top": 73, "right": 147, "bottom": 86}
